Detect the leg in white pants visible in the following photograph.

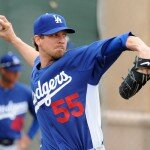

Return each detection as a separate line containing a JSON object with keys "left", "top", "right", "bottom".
{"left": 90, "top": 145, "right": 105, "bottom": 150}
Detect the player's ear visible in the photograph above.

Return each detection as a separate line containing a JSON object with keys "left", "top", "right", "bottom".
{"left": 34, "top": 35, "right": 41, "bottom": 47}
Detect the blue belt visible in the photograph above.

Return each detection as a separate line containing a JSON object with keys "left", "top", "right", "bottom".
{"left": 0, "top": 138, "right": 14, "bottom": 146}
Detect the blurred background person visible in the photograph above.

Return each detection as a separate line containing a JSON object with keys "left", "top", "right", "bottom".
{"left": 0, "top": 51, "right": 39, "bottom": 150}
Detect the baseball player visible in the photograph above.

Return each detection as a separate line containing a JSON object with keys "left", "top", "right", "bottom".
{"left": 119, "top": 56, "right": 150, "bottom": 99}
{"left": 0, "top": 52, "right": 39, "bottom": 150}
{"left": 0, "top": 13, "right": 150, "bottom": 150}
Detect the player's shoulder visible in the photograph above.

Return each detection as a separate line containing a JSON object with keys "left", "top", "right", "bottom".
{"left": 34, "top": 56, "right": 40, "bottom": 66}
{"left": 32, "top": 56, "right": 40, "bottom": 74}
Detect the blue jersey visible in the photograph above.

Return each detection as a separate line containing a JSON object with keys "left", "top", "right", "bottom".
{"left": 31, "top": 32, "right": 132, "bottom": 150}
{"left": 0, "top": 82, "right": 39, "bottom": 139}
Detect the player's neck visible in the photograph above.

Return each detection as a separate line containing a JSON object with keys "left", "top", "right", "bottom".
{"left": 39, "top": 54, "right": 54, "bottom": 68}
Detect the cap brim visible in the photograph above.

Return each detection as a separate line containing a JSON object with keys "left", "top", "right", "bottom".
{"left": 42, "top": 27, "right": 75, "bottom": 35}
{"left": 5, "top": 65, "right": 22, "bottom": 72}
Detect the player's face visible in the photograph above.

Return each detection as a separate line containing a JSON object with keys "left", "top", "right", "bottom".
{"left": 39, "top": 31, "right": 67, "bottom": 60}
{"left": 0, "top": 68, "right": 20, "bottom": 86}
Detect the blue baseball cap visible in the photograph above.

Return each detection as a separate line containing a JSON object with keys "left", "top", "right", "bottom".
{"left": 0, "top": 52, "right": 22, "bottom": 72}
{"left": 33, "top": 13, "right": 75, "bottom": 35}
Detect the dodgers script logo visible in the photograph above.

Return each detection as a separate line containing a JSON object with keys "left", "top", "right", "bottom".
{"left": 0, "top": 101, "right": 28, "bottom": 120}
{"left": 33, "top": 71, "right": 72, "bottom": 113}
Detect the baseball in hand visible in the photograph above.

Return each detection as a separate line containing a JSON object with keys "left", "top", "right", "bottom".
{"left": 0, "top": 24, "right": 3, "bottom": 31}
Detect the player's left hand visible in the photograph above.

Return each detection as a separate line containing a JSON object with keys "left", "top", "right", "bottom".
{"left": 119, "top": 56, "right": 150, "bottom": 99}
{"left": 18, "top": 135, "right": 31, "bottom": 150}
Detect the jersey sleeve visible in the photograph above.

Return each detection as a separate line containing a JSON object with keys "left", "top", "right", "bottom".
{"left": 68, "top": 32, "right": 133, "bottom": 85}
{"left": 24, "top": 86, "right": 39, "bottom": 139}
{"left": 89, "top": 32, "right": 134, "bottom": 84}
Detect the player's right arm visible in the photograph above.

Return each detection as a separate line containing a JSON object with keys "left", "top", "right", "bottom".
{"left": 0, "top": 15, "right": 39, "bottom": 67}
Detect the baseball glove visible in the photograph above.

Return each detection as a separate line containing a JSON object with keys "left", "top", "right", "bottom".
{"left": 119, "top": 56, "right": 150, "bottom": 99}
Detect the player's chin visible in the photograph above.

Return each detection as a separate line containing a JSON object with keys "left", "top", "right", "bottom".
{"left": 54, "top": 49, "right": 65, "bottom": 59}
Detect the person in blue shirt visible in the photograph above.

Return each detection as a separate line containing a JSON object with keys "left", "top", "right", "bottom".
{"left": 0, "top": 13, "right": 150, "bottom": 150}
{"left": 0, "top": 52, "right": 39, "bottom": 150}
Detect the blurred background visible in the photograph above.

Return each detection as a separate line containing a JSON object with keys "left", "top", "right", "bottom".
{"left": 0, "top": 0, "right": 150, "bottom": 149}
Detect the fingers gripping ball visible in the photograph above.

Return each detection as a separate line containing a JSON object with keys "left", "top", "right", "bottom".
{"left": 0, "top": 18, "right": 7, "bottom": 31}
{"left": 0, "top": 18, "right": 4, "bottom": 31}
{"left": 119, "top": 56, "right": 150, "bottom": 99}
{"left": 0, "top": 24, "right": 3, "bottom": 31}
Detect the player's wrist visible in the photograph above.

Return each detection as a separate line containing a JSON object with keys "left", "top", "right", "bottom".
{"left": 137, "top": 46, "right": 150, "bottom": 59}
{"left": 10, "top": 36, "right": 22, "bottom": 45}
{"left": 137, "top": 68, "right": 150, "bottom": 74}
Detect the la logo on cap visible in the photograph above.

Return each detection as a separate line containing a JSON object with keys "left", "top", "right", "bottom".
{"left": 53, "top": 15, "right": 62, "bottom": 23}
